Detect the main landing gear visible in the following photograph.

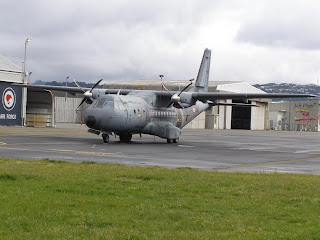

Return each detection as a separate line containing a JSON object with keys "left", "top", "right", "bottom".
{"left": 102, "top": 132, "right": 132, "bottom": 143}
{"left": 167, "top": 138, "right": 179, "bottom": 144}
{"left": 119, "top": 133, "right": 132, "bottom": 143}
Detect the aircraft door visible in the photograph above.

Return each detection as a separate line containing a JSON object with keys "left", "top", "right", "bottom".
{"left": 114, "top": 100, "right": 128, "bottom": 130}
{"left": 124, "top": 100, "right": 148, "bottom": 131}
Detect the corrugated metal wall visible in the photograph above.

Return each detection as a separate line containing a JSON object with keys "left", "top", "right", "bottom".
{"left": 55, "top": 97, "right": 88, "bottom": 123}
{"left": 0, "top": 71, "right": 23, "bottom": 83}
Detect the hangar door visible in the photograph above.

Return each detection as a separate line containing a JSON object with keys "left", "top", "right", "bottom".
{"left": 231, "top": 100, "right": 251, "bottom": 130}
{"left": 26, "top": 89, "right": 54, "bottom": 127}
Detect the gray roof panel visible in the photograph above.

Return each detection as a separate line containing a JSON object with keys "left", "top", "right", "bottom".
{"left": 0, "top": 55, "right": 23, "bottom": 73}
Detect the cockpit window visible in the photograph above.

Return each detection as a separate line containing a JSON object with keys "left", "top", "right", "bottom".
{"left": 103, "top": 101, "right": 114, "bottom": 108}
{"left": 95, "top": 99, "right": 107, "bottom": 108}
{"left": 94, "top": 99, "right": 114, "bottom": 108}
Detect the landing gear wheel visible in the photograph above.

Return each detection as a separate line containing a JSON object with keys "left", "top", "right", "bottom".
{"left": 119, "top": 133, "right": 132, "bottom": 143}
{"left": 102, "top": 134, "right": 109, "bottom": 143}
{"left": 167, "top": 138, "right": 179, "bottom": 144}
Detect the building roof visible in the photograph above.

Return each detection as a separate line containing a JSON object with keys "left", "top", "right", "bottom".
{"left": 0, "top": 55, "right": 22, "bottom": 73}
{"left": 216, "top": 82, "right": 266, "bottom": 94}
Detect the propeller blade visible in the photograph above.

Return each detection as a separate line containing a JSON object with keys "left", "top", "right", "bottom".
{"left": 90, "top": 79, "right": 103, "bottom": 92}
{"left": 178, "top": 78, "right": 194, "bottom": 96}
{"left": 73, "top": 79, "right": 86, "bottom": 93}
{"left": 166, "top": 102, "right": 173, "bottom": 109}
{"left": 165, "top": 78, "right": 193, "bottom": 109}
{"left": 76, "top": 98, "right": 86, "bottom": 110}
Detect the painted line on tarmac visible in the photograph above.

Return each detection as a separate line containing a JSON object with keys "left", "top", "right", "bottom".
{"left": 6, "top": 142, "right": 77, "bottom": 146}
{"left": 49, "top": 149, "right": 115, "bottom": 156}
{"left": 0, "top": 146, "right": 117, "bottom": 157}
{"left": 0, "top": 142, "right": 7, "bottom": 145}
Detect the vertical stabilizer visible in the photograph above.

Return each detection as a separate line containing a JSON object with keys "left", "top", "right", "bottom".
{"left": 190, "top": 48, "right": 211, "bottom": 92}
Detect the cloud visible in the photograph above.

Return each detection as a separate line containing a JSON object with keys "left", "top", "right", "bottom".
{"left": 236, "top": 0, "right": 320, "bottom": 50}
{"left": 0, "top": 0, "right": 223, "bottom": 82}
{"left": 1, "top": 0, "right": 320, "bottom": 85}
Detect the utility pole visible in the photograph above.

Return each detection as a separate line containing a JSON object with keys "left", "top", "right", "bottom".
{"left": 65, "top": 76, "right": 69, "bottom": 101}
{"left": 21, "top": 38, "right": 31, "bottom": 126}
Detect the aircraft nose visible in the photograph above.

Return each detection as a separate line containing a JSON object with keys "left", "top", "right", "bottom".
{"left": 85, "top": 115, "right": 96, "bottom": 128}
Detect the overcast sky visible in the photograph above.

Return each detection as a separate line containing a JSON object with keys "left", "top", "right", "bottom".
{"left": 1, "top": 0, "right": 320, "bottom": 85}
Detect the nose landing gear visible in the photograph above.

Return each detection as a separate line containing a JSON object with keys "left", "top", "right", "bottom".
{"left": 167, "top": 138, "right": 179, "bottom": 144}
{"left": 102, "top": 133, "right": 109, "bottom": 143}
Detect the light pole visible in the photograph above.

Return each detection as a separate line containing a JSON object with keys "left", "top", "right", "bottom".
{"left": 22, "top": 38, "right": 31, "bottom": 126}
{"left": 159, "top": 74, "right": 164, "bottom": 81}
{"left": 28, "top": 72, "right": 32, "bottom": 82}
{"left": 22, "top": 38, "right": 31, "bottom": 81}
{"left": 65, "top": 76, "right": 69, "bottom": 101}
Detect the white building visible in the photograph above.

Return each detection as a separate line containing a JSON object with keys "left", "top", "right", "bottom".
{"left": 269, "top": 101, "right": 320, "bottom": 132}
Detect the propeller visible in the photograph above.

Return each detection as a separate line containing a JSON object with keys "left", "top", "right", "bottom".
{"left": 75, "top": 78, "right": 103, "bottom": 111}
{"left": 165, "top": 78, "right": 194, "bottom": 109}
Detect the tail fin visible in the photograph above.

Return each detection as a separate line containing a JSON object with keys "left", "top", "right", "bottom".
{"left": 189, "top": 48, "right": 211, "bottom": 93}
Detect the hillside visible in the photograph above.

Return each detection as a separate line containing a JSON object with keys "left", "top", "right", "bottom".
{"left": 253, "top": 83, "right": 320, "bottom": 95}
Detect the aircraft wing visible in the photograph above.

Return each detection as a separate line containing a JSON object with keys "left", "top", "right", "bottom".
{"left": 12, "top": 84, "right": 317, "bottom": 100}
{"left": 191, "top": 92, "right": 317, "bottom": 100}
{"left": 12, "top": 83, "right": 90, "bottom": 94}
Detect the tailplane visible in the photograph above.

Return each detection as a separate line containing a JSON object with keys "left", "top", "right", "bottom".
{"left": 189, "top": 48, "right": 211, "bottom": 93}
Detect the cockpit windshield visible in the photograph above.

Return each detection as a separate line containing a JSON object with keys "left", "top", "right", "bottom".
{"left": 94, "top": 99, "right": 114, "bottom": 108}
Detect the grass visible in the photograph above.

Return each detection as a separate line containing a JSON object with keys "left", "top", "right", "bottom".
{"left": 0, "top": 158, "right": 320, "bottom": 239}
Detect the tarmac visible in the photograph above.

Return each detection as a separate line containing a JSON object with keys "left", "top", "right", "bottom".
{"left": 0, "top": 124, "right": 320, "bottom": 174}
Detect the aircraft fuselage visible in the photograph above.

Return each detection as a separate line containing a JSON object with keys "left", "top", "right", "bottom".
{"left": 84, "top": 93, "right": 209, "bottom": 140}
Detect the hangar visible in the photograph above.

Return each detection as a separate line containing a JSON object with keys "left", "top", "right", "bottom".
{"left": 0, "top": 55, "right": 23, "bottom": 126}
{"left": 0, "top": 55, "right": 57, "bottom": 127}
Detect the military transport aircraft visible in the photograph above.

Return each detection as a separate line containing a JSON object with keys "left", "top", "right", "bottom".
{"left": 14, "top": 49, "right": 316, "bottom": 143}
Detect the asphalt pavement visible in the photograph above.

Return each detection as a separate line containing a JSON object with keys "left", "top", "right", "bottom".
{"left": 0, "top": 125, "right": 319, "bottom": 174}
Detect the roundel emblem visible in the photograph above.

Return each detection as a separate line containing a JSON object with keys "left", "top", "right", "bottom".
{"left": 2, "top": 87, "right": 16, "bottom": 111}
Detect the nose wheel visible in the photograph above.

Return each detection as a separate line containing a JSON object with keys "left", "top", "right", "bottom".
{"left": 167, "top": 138, "right": 179, "bottom": 144}
{"left": 102, "top": 134, "right": 109, "bottom": 143}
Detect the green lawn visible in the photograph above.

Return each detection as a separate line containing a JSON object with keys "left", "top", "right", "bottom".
{"left": 0, "top": 158, "right": 319, "bottom": 239}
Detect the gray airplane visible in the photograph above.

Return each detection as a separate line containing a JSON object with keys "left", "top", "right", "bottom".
{"left": 14, "top": 49, "right": 316, "bottom": 143}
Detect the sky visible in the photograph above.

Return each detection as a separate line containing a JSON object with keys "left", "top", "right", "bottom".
{"left": 1, "top": 0, "right": 320, "bottom": 85}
